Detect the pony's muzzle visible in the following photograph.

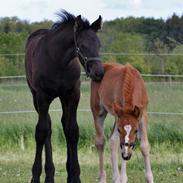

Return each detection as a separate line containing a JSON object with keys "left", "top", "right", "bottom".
{"left": 122, "top": 152, "right": 132, "bottom": 160}
{"left": 120, "top": 143, "right": 134, "bottom": 161}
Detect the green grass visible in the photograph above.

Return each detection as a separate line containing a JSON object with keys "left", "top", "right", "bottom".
{"left": 0, "top": 80, "right": 183, "bottom": 182}
{"left": 0, "top": 145, "right": 183, "bottom": 183}
{"left": 0, "top": 81, "right": 183, "bottom": 149}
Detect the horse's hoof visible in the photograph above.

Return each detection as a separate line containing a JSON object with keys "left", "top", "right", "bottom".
{"left": 44, "top": 178, "right": 54, "bottom": 183}
{"left": 30, "top": 178, "right": 40, "bottom": 183}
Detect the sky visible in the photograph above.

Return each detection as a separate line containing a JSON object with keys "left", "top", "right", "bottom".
{"left": 1, "top": 0, "right": 183, "bottom": 22}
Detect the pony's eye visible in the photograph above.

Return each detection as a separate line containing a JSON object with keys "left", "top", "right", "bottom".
{"left": 117, "top": 128, "right": 120, "bottom": 133}
{"left": 135, "top": 130, "right": 138, "bottom": 134}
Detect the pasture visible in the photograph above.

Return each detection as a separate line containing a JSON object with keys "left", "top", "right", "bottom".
{"left": 0, "top": 78, "right": 183, "bottom": 182}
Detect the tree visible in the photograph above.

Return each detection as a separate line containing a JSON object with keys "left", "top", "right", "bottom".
{"left": 165, "top": 45, "right": 183, "bottom": 75}
{"left": 105, "top": 32, "right": 150, "bottom": 73}
{"left": 151, "top": 38, "right": 169, "bottom": 74}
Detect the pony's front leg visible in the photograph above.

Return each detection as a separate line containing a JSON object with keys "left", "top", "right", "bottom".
{"left": 110, "top": 123, "right": 121, "bottom": 183}
{"left": 120, "top": 160, "right": 128, "bottom": 183}
{"left": 139, "top": 114, "right": 154, "bottom": 183}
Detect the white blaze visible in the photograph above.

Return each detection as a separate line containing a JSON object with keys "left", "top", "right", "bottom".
{"left": 124, "top": 125, "right": 132, "bottom": 155}
{"left": 124, "top": 125, "right": 132, "bottom": 143}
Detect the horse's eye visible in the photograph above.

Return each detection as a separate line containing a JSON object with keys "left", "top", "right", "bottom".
{"left": 117, "top": 128, "right": 120, "bottom": 133}
{"left": 135, "top": 130, "right": 138, "bottom": 134}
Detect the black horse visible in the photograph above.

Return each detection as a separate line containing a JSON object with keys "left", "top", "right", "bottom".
{"left": 25, "top": 10, "right": 104, "bottom": 183}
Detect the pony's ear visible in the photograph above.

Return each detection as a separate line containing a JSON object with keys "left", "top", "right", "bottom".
{"left": 133, "top": 106, "right": 142, "bottom": 118}
{"left": 74, "top": 15, "right": 84, "bottom": 33}
{"left": 112, "top": 103, "right": 123, "bottom": 117}
{"left": 91, "top": 15, "right": 102, "bottom": 32}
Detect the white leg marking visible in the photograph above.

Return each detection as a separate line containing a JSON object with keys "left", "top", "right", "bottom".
{"left": 123, "top": 125, "right": 132, "bottom": 156}
{"left": 110, "top": 123, "right": 121, "bottom": 183}
{"left": 121, "top": 160, "right": 128, "bottom": 183}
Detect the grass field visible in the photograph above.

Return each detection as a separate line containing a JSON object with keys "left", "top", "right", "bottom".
{"left": 0, "top": 80, "right": 183, "bottom": 182}
{"left": 0, "top": 146, "right": 183, "bottom": 183}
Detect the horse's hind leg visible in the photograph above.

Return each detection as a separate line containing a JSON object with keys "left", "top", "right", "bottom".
{"left": 139, "top": 111, "right": 154, "bottom": 183}
{"left": 30, "top": 91, "right": 53, "bottom": 183}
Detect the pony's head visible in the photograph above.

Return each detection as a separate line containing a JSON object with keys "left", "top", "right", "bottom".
{"left": 113, "top": 103, "right": 141, "bottom": 160}
{"left": 74, "top": 15, "right": 104, "bottom": 81}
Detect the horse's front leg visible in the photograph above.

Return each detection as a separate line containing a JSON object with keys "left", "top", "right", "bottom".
{"left": 60, "top": 87, "right": 81, "bottom": 183}
{"left": 139, "top": 112, "right": 154, "bottom": 183}
{"left": 31, "top": 93, "right": 53, "bottom": 183}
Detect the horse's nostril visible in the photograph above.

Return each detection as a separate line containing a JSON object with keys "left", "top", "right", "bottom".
{"left": 97, "top": 71, "right": 104, "bottom": 78}
{"left": 92, "top": 72, "right": 103, "bottom": 81}
{"left": 97, "top": 73, "right": 103, "bottom": 78}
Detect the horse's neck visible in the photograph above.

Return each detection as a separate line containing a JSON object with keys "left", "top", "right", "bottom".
{"left": 48, "top": 27, "right": 76, "bottom": 65}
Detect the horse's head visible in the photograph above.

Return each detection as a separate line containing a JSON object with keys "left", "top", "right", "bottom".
{"left": 113, "top": 103, "right": 141, "bottom": 160}
{"left": 74, "top": 15, "right": 104, "bottom": 81}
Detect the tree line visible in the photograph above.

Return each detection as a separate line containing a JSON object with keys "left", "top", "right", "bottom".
{"left": 0, "top": 14, "right": 183, "bottom": 76}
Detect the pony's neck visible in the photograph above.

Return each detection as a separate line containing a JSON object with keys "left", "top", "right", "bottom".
{"left": 48, "top": 26, "right": 77, "bottom": 65}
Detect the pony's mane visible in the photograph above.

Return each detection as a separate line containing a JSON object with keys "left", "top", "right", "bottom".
{"left": 51, "top": 10, "right": 90, "bottom": 31}
{"left": 121, "top": 64, "right": 136, "bottom": 109}
{"left": 121, "top": 63, "right": 147, "bottom": 113}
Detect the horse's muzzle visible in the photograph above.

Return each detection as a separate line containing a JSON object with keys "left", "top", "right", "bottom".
{"left": 89, "top": 69, "right": 104, "bottom": 81}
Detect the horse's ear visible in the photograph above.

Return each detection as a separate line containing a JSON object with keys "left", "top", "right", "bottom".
{"left": 74, "top": 15, "right": 83, "bottom": 33}
{"left": 112, "top": 103, "right": 123, "bottom": 117}
{"left": 133, "top": 106, "right": 142, "bottom": 118}
{"left": 91, "top": 15, "right": 102, "bottom": 32}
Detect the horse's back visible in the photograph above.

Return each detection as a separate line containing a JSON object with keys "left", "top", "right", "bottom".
{"left": 27, "top": 29, "right": 48, "bottom": 43}
{"left": 25, "top": 29, "right": 49, "bottom": 88}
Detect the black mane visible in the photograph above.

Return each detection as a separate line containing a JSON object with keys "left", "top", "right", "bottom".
{"left": 51, "top": 10, "right": 90, "bottom": 30}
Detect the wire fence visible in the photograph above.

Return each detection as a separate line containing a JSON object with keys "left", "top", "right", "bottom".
{"left": 0, "top": 53, "right": 183, "bottom": 118}
{"left": 0, "top": 73, "right": 183, "bottom": 117}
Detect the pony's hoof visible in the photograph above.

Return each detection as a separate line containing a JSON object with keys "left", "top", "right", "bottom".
{"left": 112, "top": 176, "right": 121, "bottom": 183}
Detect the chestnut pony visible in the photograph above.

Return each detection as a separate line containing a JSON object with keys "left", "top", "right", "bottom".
{"left": 91, "top": 63, "right": 154, "bottom": 183}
